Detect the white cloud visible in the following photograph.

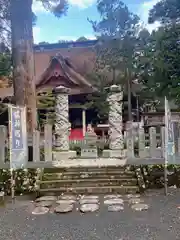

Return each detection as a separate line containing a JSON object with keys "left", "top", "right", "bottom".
{"left": 33, "top": 26, "right": 41, "bottom": 43}
{"left": 138, "top": 0, "right": 161, "bottom": 32}
{"left": 32, "top": 0, "right": 95, "bottom": 12}
{"left": 32, "top": 1, "right": 46, "bottom": 14}
{"left": 68, "top": 0, "right": 96, "bottom": 8}
{"left": 83, "top": 34, "right": 96, "bottom": 40}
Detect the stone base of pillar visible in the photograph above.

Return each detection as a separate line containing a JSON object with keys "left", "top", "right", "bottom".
{"left": 53, "top": 151, "right": 77, "bottom": 160}
{"left": 81, "top": 148, "right": 98, "bottom": 158}
{"left": 102, "top": 149, "right": 126, "bottom": 158}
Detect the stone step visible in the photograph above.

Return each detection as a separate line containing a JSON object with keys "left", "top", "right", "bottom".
{"left": 40, "top": 166, "right": 138, "bottom": 195}
{"left": 39, "top": 185, "right": 139, "bottom": 195}
{"left": 42, "top": 174, "right": 134, "bottom": 181}
{"left": 42, "top": 172, "right": 135, "bottom": 181}
{"left": 43, "top": 167, "right": 132, "bottom": 174}
{"left": 40, "top": 178, "right": 137, "bottom": 189}
{"left": 43, "top": 169, "right": 134, "bottom": 175}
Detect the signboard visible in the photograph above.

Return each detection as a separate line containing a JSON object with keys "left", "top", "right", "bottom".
{"left": 8, "top": 105, "right": 28, "bottom": 170}
{"left": 165, "top": 97, "right": 176, "bottom": 164}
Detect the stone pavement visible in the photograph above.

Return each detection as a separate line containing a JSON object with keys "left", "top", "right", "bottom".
{"left": 32, "top": 193, "right": 149, "bottom": 214}
{"left": 0, "top": 189, "right": 180, "bottom": 239}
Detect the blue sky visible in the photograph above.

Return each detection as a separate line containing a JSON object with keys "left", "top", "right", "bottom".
{"left": 32, "top": 0, "right": 160, "bottom": 44}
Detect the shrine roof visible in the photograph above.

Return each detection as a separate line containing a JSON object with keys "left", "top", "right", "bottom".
{"left": 34, "top": 40, "right": 98, "bottom": 52}
{"left": 34, "top": 40, "right": 98, "bottom": 87}
{"left": 36, "top": 53, "right": 95, "bottom": 94}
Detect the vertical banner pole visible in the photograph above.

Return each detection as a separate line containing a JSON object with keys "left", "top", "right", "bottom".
{"left": 8, "top": 105, "right": 15, "bottom": 202}
{"left": 164, "top": 97, "right": 168, "bottom": 196}
{"left": 8, "top": 104, "right": 28, "bottom": 203}
{"left": 164, "top": 152, "right": 168, "bottom": 196}
{"left": 164, "top": 97, "right": 175, "bottom": 196}
{"left": 10, "top": 169, "right": 15, "bottom": 203}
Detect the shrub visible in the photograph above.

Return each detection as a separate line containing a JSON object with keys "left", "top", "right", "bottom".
{"left": 0, "top": 168, "right": 40, "bottom": 195}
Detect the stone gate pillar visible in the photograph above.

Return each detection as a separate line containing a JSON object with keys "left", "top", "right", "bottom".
{"left": 53, "top": 86, "right": 76, "bottom": 160}
{"left": 103, "top": 85, "right": 124, "bottom": 158}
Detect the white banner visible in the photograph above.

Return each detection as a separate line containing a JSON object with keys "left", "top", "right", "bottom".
{"left": 8, "top": 105, "right": 28, "bottom": 170}
{"left": 164, "top": 97, "right": 176, "bottom": 164}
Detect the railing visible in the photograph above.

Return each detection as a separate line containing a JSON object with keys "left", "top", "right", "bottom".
{"left": 0, "top": 124, "right": 179, "bottom": 167}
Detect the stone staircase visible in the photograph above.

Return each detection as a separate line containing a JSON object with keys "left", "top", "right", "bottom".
{"left": 39, "top": 166, "right": 139, "bottom": 195}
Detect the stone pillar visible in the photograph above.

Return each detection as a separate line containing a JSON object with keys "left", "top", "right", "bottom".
{"left": 103, "top": 85, "right": 124, "bottom": 158}
{"left": 53, "top": 86, "right": 76, "bottom": 160}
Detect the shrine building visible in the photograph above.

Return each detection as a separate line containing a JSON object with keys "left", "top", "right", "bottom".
{"left": 33, "top": 40, "right": 139, "bottom": 139}
{"left": 0, "top": 40, "right": 140, "bottom": 138}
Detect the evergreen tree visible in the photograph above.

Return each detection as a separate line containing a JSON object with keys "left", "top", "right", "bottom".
{"left": 148, "top": 0, "right": 180, "bottom": 24}
{"left": 0, "top": 0, "right": 68, "bottom": 132}
{"left": 89, "top": 0, "right": 141, "bottom": 121}
{"left": 145, "top": 0, "right": 180, "bottom": 104}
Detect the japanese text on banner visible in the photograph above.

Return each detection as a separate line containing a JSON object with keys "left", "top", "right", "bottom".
{"left": 11, "top": 108, "right": 23, "bottom": 150}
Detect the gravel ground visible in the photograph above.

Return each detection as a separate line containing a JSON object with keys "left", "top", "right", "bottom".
{"left": 0, "top": 189, "right": 180, "bottom": 240}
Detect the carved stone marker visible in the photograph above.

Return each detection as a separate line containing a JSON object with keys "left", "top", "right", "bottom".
{"left": 81, "top": 124, "right": 98, "bottom": 158}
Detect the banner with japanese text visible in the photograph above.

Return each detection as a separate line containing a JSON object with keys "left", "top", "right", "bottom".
{"left": 165, "top": 97, "right": 176, "bottom": 164}
{"left": 8, "top": 105, "right": 28, "bottom": 170}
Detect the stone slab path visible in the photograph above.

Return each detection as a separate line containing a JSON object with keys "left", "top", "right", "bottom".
{"left": 0, "top": 189, "right": 180, "bottom": 239}
{"left": 32, "top": 194, "right": 150, "bottom": 214}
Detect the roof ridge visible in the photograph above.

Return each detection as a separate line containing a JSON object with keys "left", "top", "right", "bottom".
{"left": 34, "top": 40, "right": 98, "bottom": 51}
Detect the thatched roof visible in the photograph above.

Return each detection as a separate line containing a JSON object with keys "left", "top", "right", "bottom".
{"left": 34, "top": 40, "right": 97, "bottom": 81}
{"left": 36, "top": 54, "right": 95, "bottom": 95}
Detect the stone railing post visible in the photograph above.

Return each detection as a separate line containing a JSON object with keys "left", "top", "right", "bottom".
{"left": 53, "top": 86, "right": 76, "bottom": 160}
{"left": 103, "top": 85, "right": 124, "bottom": 158}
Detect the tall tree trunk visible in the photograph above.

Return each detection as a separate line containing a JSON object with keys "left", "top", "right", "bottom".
{"left": 10, "top": 0, "right": 37, "bottom": 133}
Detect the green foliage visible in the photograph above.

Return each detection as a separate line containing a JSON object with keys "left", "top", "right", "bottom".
{"left": 40, "top": 0, "right": 68, "bottom": 18}
{"left": 0, "top": 45, "right": 11, "bottom": 78}
{"left": 146, "top": 25, "right": 180, "bottom": 102}
{"left": 76, "top": 36, "right": 89, "bottom": 41}
{"left": 0, "top": 169, "right": 38, "bottom": 195}
{"left": 138, "top": 0, "right": 180, "bottom": 105}
{"left": 90, "top": 0, "right": 140, "bottom": 72}
{"left": 38, "top": 41, "right": 49, "bottom": 45}
{"left": 89, "top": 0, "right": 143, "bottom": 120}
{"left": 140, "top": 165, "right": 180, "bottom": 189}
{"left": 86, "top": 72, "right": 110, "bottom": 121}
{"left": 90, "top": 0, "right": 140, "bottom": 38}
{"left": 148, "top": 0, "right": 180, "bottom": 24}
{"left": 0, "top": 42, "right": 12, "bottom": 115}
{"left": 37, "top": 90, "right": 56, "bottom": 125}
{"left": 89, "top": 0, "right": 180, "bottom": 109}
